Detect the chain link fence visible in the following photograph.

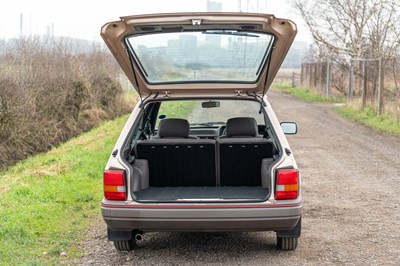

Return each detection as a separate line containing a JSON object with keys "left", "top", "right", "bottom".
{"left": 300, "top": 58, "right": 400, "bottom": 119}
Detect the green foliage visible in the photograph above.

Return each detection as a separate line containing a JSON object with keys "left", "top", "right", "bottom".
{"left": 334, "top": 106, "right": 400, "bottom": 136}
{"left": 0, "top": 37, "right": 133, "bottom": 168}
{"left": 154, "top": 100, "right": 196, "bottom": 128}
{"left": 158, "top": 100, "right": 197, "bottom": 119}
{"left": 273, "top": 83, "right": 345, "bottom": 103}
{"left": 0, "top": 115, "right": 128, "bottom": 265}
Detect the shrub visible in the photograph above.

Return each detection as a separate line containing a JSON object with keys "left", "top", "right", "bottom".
{"left": 0, "top": 36, "right": 133, "bottom": 167}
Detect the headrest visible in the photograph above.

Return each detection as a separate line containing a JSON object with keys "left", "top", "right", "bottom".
{"left": 158, "top": 118, "right": 190, "bottom": 138}
{"left": 226, "top": 117, "right": 258, "bottom": 137}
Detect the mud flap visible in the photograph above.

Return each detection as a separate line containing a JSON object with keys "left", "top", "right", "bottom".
{"left": 107, "top": 227, "right": 133, "bottom": 241}
{"left": 276, "top": 216, "right": 301, "bottom": 237}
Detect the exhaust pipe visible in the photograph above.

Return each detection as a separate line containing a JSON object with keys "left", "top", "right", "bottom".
{"left": 134, "top": 232, "right": 143, "bottom": 241}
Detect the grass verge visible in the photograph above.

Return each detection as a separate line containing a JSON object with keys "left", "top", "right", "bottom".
{"left": 273, "top": 83, "right": 400, "bottom": 136}
{"left": 0, "top": 115, "right": 129, "bottom": 265}
{"left": 155, "top": 100, "right": 196, "bottom": 127}
{"left": 272, "top": 83, "right": 345, "bottom": 103}
{"left": 334, "top": 106, "right": 400, "bottom": 136}
{"left": 158, "top": 100, "right": 197, "bottom": 118}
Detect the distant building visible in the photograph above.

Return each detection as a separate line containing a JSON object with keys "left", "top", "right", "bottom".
{"left": 207, "top": 0, "right": 222, "bottom": 12}
{"left": 206, "top": 0, "right": 222, "bottom": 48}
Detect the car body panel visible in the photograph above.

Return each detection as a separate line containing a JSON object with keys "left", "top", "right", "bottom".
{"left": 101, "top": 12, "right": 297, "bottom": 97}
{"left": 102, "top": 203, "right": 302, "bottom": 232}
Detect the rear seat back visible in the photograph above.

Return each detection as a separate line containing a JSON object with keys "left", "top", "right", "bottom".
{"left": 217, "top": 117, "right": 275, "bottom": 186}
{"left": 135, "top": 117, "right": 275, "bottom": 188}
{"left": 218, "top": 138, "right": 275, "bottom": 186}
{"left": 136, "top": 139, "right": 216, "bottom": 187}
{"left": 135, "top": 118, "right": 216, "bottom": 187}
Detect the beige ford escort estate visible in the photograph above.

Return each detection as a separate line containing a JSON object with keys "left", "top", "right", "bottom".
{"left": 101, "top": 12, "right": 302, "bottom": 251}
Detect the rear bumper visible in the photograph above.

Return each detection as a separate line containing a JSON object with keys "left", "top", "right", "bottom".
{"left": 102, "top": 202, "right": 302, "bottom": 232}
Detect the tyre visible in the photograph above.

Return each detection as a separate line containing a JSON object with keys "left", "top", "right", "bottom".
{"left": 276, "top": 236, "right": 298, "bottom": 251}
{"left": 113, "top": 239, "right": 136, "bottom": 251}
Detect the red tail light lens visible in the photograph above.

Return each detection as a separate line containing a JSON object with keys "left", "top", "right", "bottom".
{"left": 104, "top": 170, "right": 126, "bottom": 201}
{"left": 276, "top": 169, "right": 299, "bottom": 200}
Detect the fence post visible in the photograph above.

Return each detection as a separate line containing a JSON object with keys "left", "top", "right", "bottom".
{"left": 362, "top": 60, "right": 367, "bottom": 108}
{"left": 300, "top": 63, "right": 304, "bottom": 85}
{"left": 377, "top": 58, "right": 382, "bottom": 115}
{"left": 291, "top": 72, "right": 295, "bottom": 87}
{"left": 325, "top": 58, "right": 331, "bottom": 98}
{"left": 313, "top": 63, "right": 318, "bottom": 88}
{"left": 349, "top": 60, "right": 354, "bottom": 100}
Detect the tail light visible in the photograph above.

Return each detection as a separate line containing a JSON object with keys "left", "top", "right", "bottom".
{"left": 104, "top": 170, "right": 126, "bottom": 201}
{"left": 276, "top": 169, "right": 299, "bottom": 200}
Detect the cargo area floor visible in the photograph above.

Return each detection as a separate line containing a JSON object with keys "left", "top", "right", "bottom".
{"left": 134, "top": 186, "right": 269, "bottom": 202}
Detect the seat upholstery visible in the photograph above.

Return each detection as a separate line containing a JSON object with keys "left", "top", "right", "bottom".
{"left": 218, "top": 139, "right": 275, "bottom": 186}
{"left": 156, "top": 118, "right": 196, "bottom": 139}
{"left": 136, "top": 118, "right": 215, "bottom": 187}
{"left": 136, "top": 139, "right": 216, "bottom": 187}
{"left": 134, "top": 117, "right": 275, "bottom": 188}
{"left": 217, "top": 117, "right": 275, "bottom": 186}
{"left": 218, "top": 117, "right": 260, "bottom": 139}
{"left": 225, "top": 117, "right": 259, "bottom": 137}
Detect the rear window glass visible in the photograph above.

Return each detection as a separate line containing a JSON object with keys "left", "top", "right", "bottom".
{"left": 126, "top": 31, "right": 274, "bottom": 84}
{"left": 156, "top": 100, "right": 265, "bottom": 127}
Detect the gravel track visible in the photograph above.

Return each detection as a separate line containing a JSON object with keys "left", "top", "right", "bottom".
{"left": 67, "top": 89, "right": 400, "bottom": 265}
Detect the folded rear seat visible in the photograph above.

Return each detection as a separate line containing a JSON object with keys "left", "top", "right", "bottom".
{"left": 136, "top": 118, "right": 216, "bottom": 187}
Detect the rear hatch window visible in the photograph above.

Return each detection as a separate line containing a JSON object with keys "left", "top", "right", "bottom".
{"left": 156, "top": 99, "right": 265, "bottom": 128}
{"left": 126, "top": 31, "right": 274, "bottom": 84}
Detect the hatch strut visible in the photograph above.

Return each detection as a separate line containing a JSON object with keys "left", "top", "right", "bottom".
{"left": 127, "top": 51, "right": 150, "bottom": 108}
{"left": 259, "top": 45, "right": 275, "bottom": 113}
{"left": 246, "top": 91, "right": 265, "bottom": 111}
{"left": 127, "top": 51, "right": 154, "bottom": 141}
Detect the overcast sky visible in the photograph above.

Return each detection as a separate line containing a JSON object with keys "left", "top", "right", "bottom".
{"left": 0, "top": 0, "right": 311, "bottom": 43}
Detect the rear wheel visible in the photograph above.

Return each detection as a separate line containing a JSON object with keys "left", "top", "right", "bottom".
{"left": 113, "top": 239, "right": 136, "bottom": 251}
{"left": 276, "top": 236, "right": 298, "bottom": 251}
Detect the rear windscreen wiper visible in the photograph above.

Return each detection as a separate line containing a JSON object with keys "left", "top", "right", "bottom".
{"left": 202, "top": 30, "right": 259, "bottom": 38}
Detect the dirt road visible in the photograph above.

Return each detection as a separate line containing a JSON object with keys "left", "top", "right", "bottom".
{"left": 69, "top": 89, "right": 400, "bottom": 265}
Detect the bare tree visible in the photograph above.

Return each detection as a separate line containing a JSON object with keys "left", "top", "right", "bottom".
{"left": 367, "top": 0, "right": 400, "bottom": 58}
{"left": 292, "top": 0, "right": 400, "bottom": 112}
{"left": 366, "top": 0, "right": 400, "bottom": 111}
{"left": 294, "top": 0, "right": 370, "bottom": 57}
{"left": 293, "top": 0, "right": 400, "bottom": 57}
